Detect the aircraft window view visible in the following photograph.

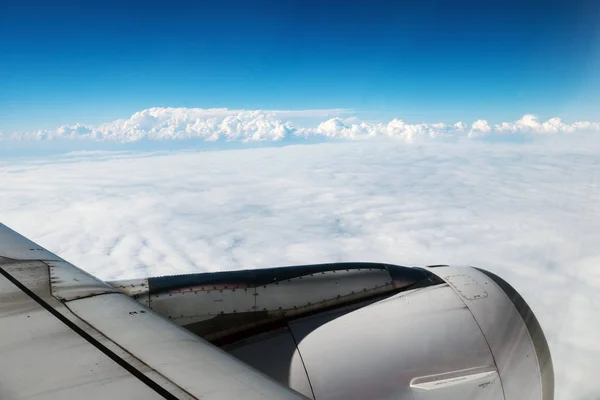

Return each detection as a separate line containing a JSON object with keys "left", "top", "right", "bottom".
{"left": 0, "top": 0, "right": 599, "bottom": 399}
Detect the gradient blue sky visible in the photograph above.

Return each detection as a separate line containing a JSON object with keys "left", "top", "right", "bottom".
{"left": 1, "top": 0, "right": 599, "bottom": 132}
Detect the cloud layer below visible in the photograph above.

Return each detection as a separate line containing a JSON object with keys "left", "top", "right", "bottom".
{"left": 1, "top": 140, "right": 599, "bottom": 398}
{"left": 3, "top": 107, "right": 600, "bottom": 144}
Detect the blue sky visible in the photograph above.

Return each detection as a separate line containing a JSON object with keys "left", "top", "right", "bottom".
{"left": 1, "top": 0, "right": 599, "bottom": 133}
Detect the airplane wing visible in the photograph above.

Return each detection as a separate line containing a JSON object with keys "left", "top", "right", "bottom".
{"left": 0, "top": 222, "right": 307, "bottom": 400}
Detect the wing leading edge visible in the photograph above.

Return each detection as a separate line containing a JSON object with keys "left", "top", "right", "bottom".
{"left": 0, "top": 223, "right": 306, "bottom": 400}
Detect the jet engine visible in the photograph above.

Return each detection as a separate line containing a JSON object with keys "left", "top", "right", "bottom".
{"left": 110, "top": 263, "right": 553, "bottom": 400}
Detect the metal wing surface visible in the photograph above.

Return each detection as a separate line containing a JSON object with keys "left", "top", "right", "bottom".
{"left": 0, "top": 223, "right": 306, "bottom": 400}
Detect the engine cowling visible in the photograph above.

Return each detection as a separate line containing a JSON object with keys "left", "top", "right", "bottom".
{"left": 224, "top": 266, "right": 553, "bottom": 400}
{"left": 111, "top": 264, "right": 553, "bottom": 400}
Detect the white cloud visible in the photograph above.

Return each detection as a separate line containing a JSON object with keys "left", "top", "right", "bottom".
{"left": 468, "top": 119, "right": 492, "bottom": 137}
{"left": 2, "top": 107, "right": 600, "bottom": 146}
{"left": 493, "top": 114, "right": 600, "bottom": 135}
{"left": 27, "top": 109, "right": 302, "bottom": 142}
{"left": 0, "top": 140, "right": 599, "bottom": 399}
{"left": 315, "top": 118, "right": 464, "bottom": 142}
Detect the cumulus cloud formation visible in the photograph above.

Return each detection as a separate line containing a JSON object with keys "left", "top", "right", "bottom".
{"left": 3, "top": 107, "right": 600, "bottom": 144}
{"left": 1, "top": 141, "right": 599, "bottom": 399}
{"left": 494, "top": 114, "right": 600, "bottom": 134}
{"left": 314, "top": 117, "right": 465, "bottom": 142}
{"left": 20, "top": 108, "right": 307, "bottom": 142}
{"left": 468, "top": 119, "right": 493, "bottom": 137}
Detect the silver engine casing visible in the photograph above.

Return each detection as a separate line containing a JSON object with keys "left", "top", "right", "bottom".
{"left": 224, "top": 266, "right": 553, "bottom": 400}
{"left": 112, "top": 264, "right": 553, "bottom": 400}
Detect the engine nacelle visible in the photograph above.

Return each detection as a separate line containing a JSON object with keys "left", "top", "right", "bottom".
{"left": 224, "top": 266, "right": 553, "bottom": 400}
{"left": 111, "top": 264, "right": 553, "bottom": 400}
